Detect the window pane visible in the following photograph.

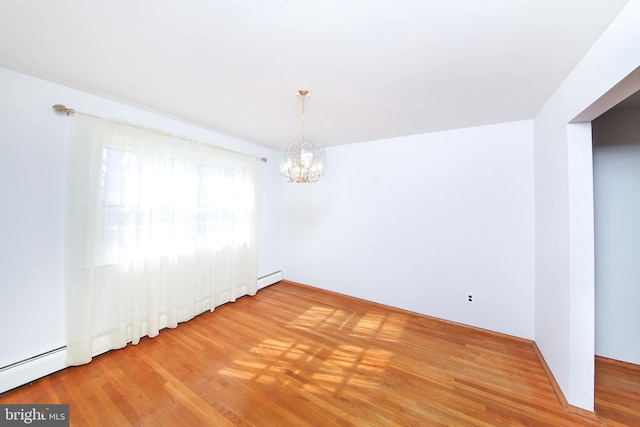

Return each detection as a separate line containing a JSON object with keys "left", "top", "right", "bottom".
{"left": 98, "top": 147, "right": 251, "bottom": 264}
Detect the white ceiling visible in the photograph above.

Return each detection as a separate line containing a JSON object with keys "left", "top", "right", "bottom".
{"left": 0, "top": 1, "right": 631, "bottom": 150}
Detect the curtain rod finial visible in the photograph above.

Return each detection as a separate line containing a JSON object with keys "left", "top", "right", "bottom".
{"left": 53, "top": 104, "right": 75, "bottom": 115}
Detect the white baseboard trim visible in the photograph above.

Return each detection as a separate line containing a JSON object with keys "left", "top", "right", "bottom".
{"left": 258, "top": 270, "right": 283, "bottom": 289}
{"left": 0, "top": 347, "right": 66, "bottom": 395}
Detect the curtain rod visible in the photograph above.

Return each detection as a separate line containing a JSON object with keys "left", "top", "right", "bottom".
{"left": 52, "top": 104, "right": 268, "bottom": 163}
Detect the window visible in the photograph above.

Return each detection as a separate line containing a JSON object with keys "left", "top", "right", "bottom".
{"left": 98, "top": 147, "right": 252, "bottom": 264}
{"left": 66, "top": 114, "right": 258, "bottom": 366}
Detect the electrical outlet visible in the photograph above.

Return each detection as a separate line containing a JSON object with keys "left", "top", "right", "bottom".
{"left": 465, "top": 292, "right": 474, "bottom": 304}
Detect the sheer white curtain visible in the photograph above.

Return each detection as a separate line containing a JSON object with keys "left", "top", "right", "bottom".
{"left": 66, "top": 114, "right": 258, "bottom": 366}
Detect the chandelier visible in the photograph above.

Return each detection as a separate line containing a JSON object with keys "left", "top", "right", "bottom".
{"left": 279, "top": 90, "right": 326, "bottom": 183}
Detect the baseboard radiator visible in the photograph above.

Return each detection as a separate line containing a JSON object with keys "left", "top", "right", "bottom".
{"left": 258, "top": 270, "right": 283, "bottom": 289}
{"left": 0, "top": 270, "right": 283, "bottom": 395}
{"left": 0, "top": 347, "right": 66, "bottom": 395}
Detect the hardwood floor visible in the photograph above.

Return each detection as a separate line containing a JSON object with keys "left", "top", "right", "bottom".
{"left": 1, "top": 281, "right": 637, "bottom": 426}
{"left": 595, "top": 356, "right": 640, "bottom": 426}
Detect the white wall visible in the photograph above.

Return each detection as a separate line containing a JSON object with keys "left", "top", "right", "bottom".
{"left": 533, "top": 0, "right": 640, "bottom": 410}
{"left": 593, "top": 106, "right": 640, "bottom": 365}
{"left": 0, "top": 67, "right": 282, "bottom": 371}
{"left": 281, "top": 120, "right": 535, "bottom": 339}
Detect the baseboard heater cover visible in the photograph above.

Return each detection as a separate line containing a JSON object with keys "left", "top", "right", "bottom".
{"left": 0, "top": 347, "right": 66, "bottom": 395}
{"left": 258, "top": 270, "right": 283, "bottom": 289}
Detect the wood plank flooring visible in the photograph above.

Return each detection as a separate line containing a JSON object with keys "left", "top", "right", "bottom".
{"left": 595, "top": 356, "right": 640, "bottom": 426}
{"left": 1, "top": 281, "right": 638, "bottom": 426}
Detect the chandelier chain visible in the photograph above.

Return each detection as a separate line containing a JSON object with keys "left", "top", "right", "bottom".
{"left": 300, "top": 92, "right": 306, "bottom": 145}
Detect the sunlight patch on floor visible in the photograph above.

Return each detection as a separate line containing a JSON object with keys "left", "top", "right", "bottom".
{"left": 249, "top": 338, "right": 311, "bottom": 359}
{"left": 218, "top": 306, "right": 401, "bottom": 393}
{"left": 216, "top": 367, "right": 256, "bottom": 380}
{"left": 350, "top": 312, "right": 407, "bottom": 342}
{"left": 289, "top": 306, "right": 408, "bottom": 344}
{"left": 233, "top": 360, "right": 268, "bottom": 370}
{"left": 288, "top": 306, "right": 350, "bottom": 331}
